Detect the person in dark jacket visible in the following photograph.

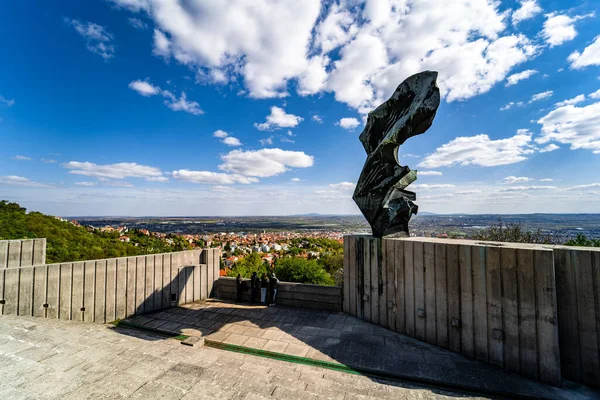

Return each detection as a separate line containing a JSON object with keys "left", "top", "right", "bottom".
{"left": 268, "top": 273, "right": 279, "bottom": 306}
{"left": 250, "top": 272, "right": 259, "bottom": 303}
{"left": 236, "top": 274, "right": 243, "bottom": 302}
{"left": 260, "top": 273, "right": 269, "bottom": 304}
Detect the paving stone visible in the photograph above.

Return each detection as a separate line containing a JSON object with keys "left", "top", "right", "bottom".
{"left": 242, "top": 336, "right": 268, "bottom": 350}
{"left": 224, "top": 324, "right": 249, "bottom": 334}
{"left": 94, "top": 371, "right": 149, "bottom": 397}
{"left": 156, "top": 362, "right": 205, "bottom": 391}
{"left": 262, "top": 340, "right": 288, "bottom": 353}
{"left": 222, "top": 333, "right": 249, "bottom": 346}
{"left": 183, "top": 382, "right": 236, "bottom": 399}
{"left": 283, "top": 343, "right": 310, "bottom": 357}
{"left": 15, "top": 345, "right": 57, "bottom": 362}
{"left": 206, "top": 330, "right": 230, "bottom": 343}
{"left": 129, "top": 381, "right": 187, "bottom": 400}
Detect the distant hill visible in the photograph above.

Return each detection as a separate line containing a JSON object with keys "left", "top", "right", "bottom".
{"left": 0, "top": 201, "right": 191, "bottom": 264}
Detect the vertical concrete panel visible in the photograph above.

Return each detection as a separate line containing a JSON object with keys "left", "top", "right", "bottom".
{"left": 207, "top": 258, "right": 214, "bottom": 299}
{"left": 517, "top": 249, "right": 538, "bottom": 381}
{"left": 193, "top": 264, "right": 200, "bottom": 301}
{"left": 385, "top": 239, "right": 396, "bottom": 331}
{"left": 178, "top": 267, "right": 186, "bottom": 305}
{"left": 154, "top": 255, "right": 163, "bottom": 310}
{"left": 378, "top": 240, "right": 387, "bottom": 329}
{"left": 126, "top": 257, "right": 136, "bottom": 318}
{"left": 486, "top": 247, "right": 503, "bottom": 368}
{"left": 0, "top": 269, "right": 4, "bottom": 314}
{"left": 116, "top": 258, "right": 127, "bottom": 319}
{"left": 573, "top": 250, "right": 599, "bottom": 385}
{"left": 592, "top": 251, "right": 600, "bottom": 387}
{"left": 554, "top": 248, "right": 580, "bottom": 381}
{"left": 394, "top": 240, "right": 405, "bottom": 334}
{"left": 144, "top": 256, "right": 155, "bottom": 313}
{"left": 20, "top": 240, "right": 34, "bottom": 267}
{"left": 32, "top": 239, "right": 46, "bottom": 265}
{"left": 413, "top": 241, "right": 425, "bottom": 342}
{"left": 59, "top": 263, "right": 72, "bottom": 320}
{"left": 71, "top": 262, "right": 84, "bottom": 322}
{"left": 105, "top": 259, "right": 116, "bottom": 323}
{"left": 3, "top": 268, "right": 19, "bottom": 315}
{"left": 83, "top": 261, "right": 95, "bottom": 322}
{"left": 171, "top": 253, "right": 181, "bottom": 303}
{"left": 0, "top": 241, "right": 8, "bottom": 268}
{"left": 404, "top": 241, "right": 415, "bottom": 337}
{"left": 185, "top": 264, "right": 193, "bottom": 303}
{"left": 343, "top": 237, "right": 350, "bottom": 314}
{"left": 535, "top": 250, "right": 561, "bottom": 386}
{"left": 348, "top": 236, "right": 357, "bottom": 318}
{"left": 46, "top": 264, "right": 60, "bottom": 319}
{"left": 95, "top": 260, "right": 107, "bottom": 323}
{"left": 424, "top": 242, "right": 436, "bottom": 345}
{"left": 162, "top": 254, "right": 172, "bottom": 307}
{"left": 472, "top": 246, "right": 488, "bottom": 363}
{"left": 435, "top": 243, "right": 448, "bottom": 349}
{"left": 33, "top": 265, "right": 47, "bottom": 318}
{"left": 135, "top": 256, "right": 146, "bottom": 315}
{"left": 459, "top": 244, "right": 474, "bottom": 358}
{"left": 500, "top": 248, "right": 520, "bottom": 374}
{"left": 7, "top": 240, "right": 22, "bottom": 268}
{"left": 369, "top": 238, "right": 379, "bottom": 325}
{"left": 201, "top": 264, "right": 208, "bottom": 300}
{"left": 446, "top": 244, "right": 461, "bottom": 354}
{"left": 214, "top": 249, "right": 220, "bottom": 296}
{"left": 361, "top": 237, "right": 371, "bottom": 322}
{"left": 18, "top": 267, "right": 34, "bottom": 316}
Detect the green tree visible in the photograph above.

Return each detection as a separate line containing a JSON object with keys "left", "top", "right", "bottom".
{"left": 227, "top": 252, "right": 268, "bottom": 278}
{"left": 564, "top": 234, "right": 600, "bottom": 247}
{"left": 472, "top": 218, "right": 555, "bottom": 244}
{"left": 274, "top": 257, "right": 335, "bottom": 286}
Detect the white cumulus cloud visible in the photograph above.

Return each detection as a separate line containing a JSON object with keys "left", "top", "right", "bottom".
{"left": 63, "top": 161, "right": 167, "bottom": 181}
{"left": 540, "top": 144, "right": 560, "bottom": 153}
{"left": 536, "top": 101, "right": 600, "bottom": 154}
{"left": 512, "top": 0, "right": 543, "bottom": 26}
{"left": 172, "top": 170, "right": 258, "bottom": 185}
{"left": 219, "top": 148, "right": 314, "bottom": 178}
{"left": 589, "top": 89, "right": 600, "bottom": 99}
{"left": 542, "top": 12, "right": 594, "bottom": 47}
{"left": 128, "top": 80, "right": 161, "bottom": 96}
{"left": 498, "top": 176, "right": 533, "bottom": 184}
{"left": 0, "top": 176, "right": 51, "bottom": 188}
{"left": 129, "top": 80, "right": 203, "bottom": 115}
{"left": 418, "top": 171, "right": 442, "bottom": 176}
{"left": 554, "top": 94, "right": 585, "bottom": 107}
{"left": 222, "top": 137, "right": 242, "bottom": 147}
{"left": 569, "top": 36, "right": 600, "bottom": 69}
{"left": 337, "top": 117, "right": 360, "bottom": 130}
{"left": 419, "top": 130, "right": 536, "bottom": 168}
{"left": 254, "top": 107, "right": 303, "bottom": 131}
{"left": 12, "top": 155, "right": 31, "bottom": 161}
{"left": 111, "top": 0, "right": 541, "bottom": 111}
{"left": 505, "top": 69, "right": 537, "bottom": 86}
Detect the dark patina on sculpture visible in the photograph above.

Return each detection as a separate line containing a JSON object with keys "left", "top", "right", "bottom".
{"left": 353, "top": 71, "right": 440, "bottom": 238}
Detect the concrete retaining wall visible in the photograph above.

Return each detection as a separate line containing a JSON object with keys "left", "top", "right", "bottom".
{"left": 216, "top": 277, "right": 342, "bottom": 312}
{"left": 554, "top": 245, "right": 600, "bottom": 387}
{"left": 0, "top": 239, "right": 46, "bottom": 268}
{"left": 0, "top": 248, "right": 220, "bottom": 323}
{"left": 344, "top": 235, "right": 561, "bottom": 386}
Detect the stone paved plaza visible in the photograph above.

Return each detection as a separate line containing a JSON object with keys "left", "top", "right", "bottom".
{"left": 125, "top": 300, "right": 597, "bottom": 399}
{"left": 0, "top": 314, "right": 489, "bottom": 399}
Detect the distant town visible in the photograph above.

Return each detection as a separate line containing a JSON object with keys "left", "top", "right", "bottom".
{"left": 61, "top": 213, "right": 600, "bottom": 265}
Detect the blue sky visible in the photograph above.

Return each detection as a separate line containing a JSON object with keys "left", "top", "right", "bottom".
{"left": 1, "top": 0, "right": 600, "bottom": 216}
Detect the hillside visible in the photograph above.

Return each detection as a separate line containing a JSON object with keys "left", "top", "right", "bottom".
{"left": 0, "top": 201, "right": 192, "bottom": 264}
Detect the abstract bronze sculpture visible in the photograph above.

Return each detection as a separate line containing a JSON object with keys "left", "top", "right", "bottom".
{"left": 353, "top": 71, "right": 440, "bottom": 238}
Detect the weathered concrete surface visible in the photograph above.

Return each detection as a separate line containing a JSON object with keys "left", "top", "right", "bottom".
{"left": 125, "top": 300, "right": 598, "bottom": 399}
{"left": 0, "top": 238, "right": 46, "bottom": 268}
{"left": 0, "top": 314, "right": 492, "bottom": 400}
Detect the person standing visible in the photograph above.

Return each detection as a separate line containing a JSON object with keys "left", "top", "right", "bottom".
{"left": 250, "top": 272, "right": 259, "bottom": 303}
{"left": 260, "top": 273, "right": 269, "bottom": 304}
{"left": 236, "top": 274, "right": 243, "bottom": 303}
{"left": 269, "top": 273, "right": 279, "bottom": 306}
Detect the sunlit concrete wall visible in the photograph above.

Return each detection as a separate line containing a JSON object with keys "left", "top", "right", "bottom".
{"left": 0, "top": 239, "right": 46, "bottom": 268}
{"left": 344, "top": 236, "right": 563, "bottom": 387}
{"left": 0, "top": 248, "right": 220, "bottom": 323}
